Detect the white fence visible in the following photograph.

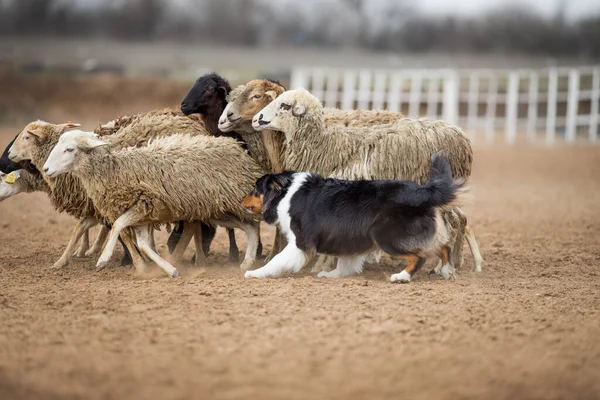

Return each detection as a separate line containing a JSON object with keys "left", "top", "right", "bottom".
{"left": 290, "top": 66, "right": 600, "bottom": 146}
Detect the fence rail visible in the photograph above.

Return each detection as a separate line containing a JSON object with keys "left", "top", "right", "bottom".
{"left": 290, "top": 66, "right": 600, "bottom": 145}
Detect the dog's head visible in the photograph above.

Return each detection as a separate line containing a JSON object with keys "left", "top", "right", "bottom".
{"left": 242, "top": 171, "right": 295, "bottom": 218}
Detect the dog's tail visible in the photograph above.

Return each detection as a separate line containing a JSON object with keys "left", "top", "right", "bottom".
{"left": 395, "top": 152, "right": 470, "bottom": 210}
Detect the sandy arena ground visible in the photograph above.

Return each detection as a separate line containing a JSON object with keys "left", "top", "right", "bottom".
{"left": 1, "top": 126, "right": 599, "bottom": 399}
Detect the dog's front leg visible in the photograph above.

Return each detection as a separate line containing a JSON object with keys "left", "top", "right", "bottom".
{"left": 244, "top": 242, "right": 307, "bottom": 279}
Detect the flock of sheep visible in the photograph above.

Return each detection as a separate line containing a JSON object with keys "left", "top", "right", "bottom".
{"left": 0, "top": 73, "right": 484, "bottom": 279}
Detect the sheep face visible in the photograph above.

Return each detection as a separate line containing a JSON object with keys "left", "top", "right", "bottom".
{"left": 0, "top": 134, "right": 23, "bottom": 174}
{"left": 8, "top": 121, "right": 81, "bottom": 163}
{"left": 219, "top": 80, "right": 286, "bottom": 133}
{"left": 43, "top": 130, "right": 106, "bottom": 178}
{"left": 252, "top": 89, "right": 316, "bottom": 133}
{"left": 0, "top": 170, "right": 23, "bottom": 201}
{"left": 181, "top": 73, "right": 230, "bottom": 115}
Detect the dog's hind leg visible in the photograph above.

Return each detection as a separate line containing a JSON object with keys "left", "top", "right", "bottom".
{"left": 317, "top": 254, "right": 366, "bottom": 278}
{"left": 390, "top": 255, "right": 427, "bottom": 284}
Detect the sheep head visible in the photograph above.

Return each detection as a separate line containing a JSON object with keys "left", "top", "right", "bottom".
{"left": 219, "top": 79, "right": 286, "bottom": 132}
{"left": 252, "top": 88, "right": 320, "bottom": 134}
{"left": 0, "top": 170, "right": 23, "bottom": 202}
{"left": 43, "top": 130, "right": 106, "bottom": 178}
{"left": 181, "top": 73, "right": 231, "bottom": 116}
{"left": 8, "top": 121, "right": 80, "bottom": 163}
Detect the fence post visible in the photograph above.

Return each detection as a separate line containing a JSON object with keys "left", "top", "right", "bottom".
{"left": 387, "top": 72, "right": 403, "bottom": 113}
{"left": 505, "top": 71, "right": 519, "bottom": 145}
{"left": 467, "top": 72, "right": 480, "bottom": 140}
{"left": 589, "top": 67, "right": 599, "bottom": 143}
{"left": 426, "top": 77, "right": 439, "bottom": 118}
{"left": 342, "top": 70, "right": 357, "bottom": 110}
{"left": 357, "top": 69, "right": 372, "bottom": 109}
{"left": 408, "top": 72, "right": 423, "bottom": 118}
{"left": 324, "top": 70, "right": 340, "bottom": 108}
{"left": 485, "top": 73, "right": 498, "bottom": 144}
{"left": 290, "top": 67, "right": 308, "bottom": 89}
{"left": 546, "top": 68, "right": 558, "bottom": 146}
{"left": 565, "top": 68, "right": 580, "bottom": 143}
{"left": 526, "top": 71, "right": 539, "bottom": 143}
{"left": 372, "top": 70, "right": 387, "bottom": 110}
{"left": 311, "top": 68, "right": 325, "bottom": 102}
{"left": 443, "top": 70, "right": 459, "bottom": 125}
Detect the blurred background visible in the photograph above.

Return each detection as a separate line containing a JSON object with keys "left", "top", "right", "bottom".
{"left": 0, "top": 0, "right": 599, "bottom": 143}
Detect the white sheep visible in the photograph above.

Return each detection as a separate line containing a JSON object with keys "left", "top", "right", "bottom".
{"left": 43, "top": 131, "right": 263, "bottom": 277}
{"left": 251, "top": 88, "right": 484, "bottom": 275}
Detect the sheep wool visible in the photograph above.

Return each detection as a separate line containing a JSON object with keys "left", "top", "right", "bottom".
{"left": 72, "top": 134, "right": 263, "bottom": 225}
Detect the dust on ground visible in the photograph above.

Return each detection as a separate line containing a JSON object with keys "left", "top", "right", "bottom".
{"left": 1, "top": 126, "right": 600, "bottom": 400}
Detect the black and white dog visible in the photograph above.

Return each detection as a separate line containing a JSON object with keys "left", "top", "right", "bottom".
{"left": 241, "top": 153, "right": 468, "bottom": 283}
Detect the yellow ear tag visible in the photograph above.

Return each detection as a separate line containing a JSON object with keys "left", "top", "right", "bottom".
{"left": 5, "top": 172, "right": 17, "bottom": 184}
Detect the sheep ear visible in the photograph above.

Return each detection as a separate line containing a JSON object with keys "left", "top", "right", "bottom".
{"left": 217, "top": 86, "right": 228, "bottom": 97}
{"left": 58, "top": 121, "right": 82, "bottom": 133}
{"left": 82, "top": 138, "right": 108, "bottom": 151}
{"left": 27, "top": 128, "right": 43, "bottom": 138}
{"left": 292, "top": 104, "right": 306, "bottom": 117}
{"left": 265, "top": 90, "right": 278, "bottom": 101}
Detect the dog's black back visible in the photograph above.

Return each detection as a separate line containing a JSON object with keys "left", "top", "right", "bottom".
{"left": 256, "top": 154, "right": 464, "bottom": 258}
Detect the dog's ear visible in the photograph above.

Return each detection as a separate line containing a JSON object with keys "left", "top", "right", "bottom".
{"left": 269, "top": 173, "right": 293, "bottom": 191}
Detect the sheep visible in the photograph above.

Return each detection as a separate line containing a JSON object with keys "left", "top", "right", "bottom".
{"left": 221, "top": 81, "right": 483, "bottom": 272}
{"left": 6, "top": 114, "right": 215, "bottom": 270}
{"left": 178, "top": 72, "right": 267, "bottom": 260}
{"left": 251, "top": 88, "right": 484, "bottom": 274}
{"left": 43, "top": 131, "right": 264, "bottom": 277}
{"left": 219, "top": 79, "right": 406, "bottom": 173}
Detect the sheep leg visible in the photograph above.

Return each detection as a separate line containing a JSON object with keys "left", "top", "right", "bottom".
{"left": 256, "top": 224, "right": 263, "bottom": 258}
{"left": 317, "top": 254, "right": 366, "bottom": 278}
{"left": 310, "top": 254, "right": 336, "bottom": 273}
{"left": 73, "top": 229, "right": 90, "bottom": 258}
{"left": 149, "top": 227, "right": 157, "bottom": 253}
{"left": 120, "top": 229, "right": 147, "bottom": 273}
{"left": 237, "top": 222, "right": 259, "bottom": 271}
{"left": 245, "top": 242, "right": 307, "bottom": 279}
{"left": 52, "top": 217, "right": 97, "bottom": 269}
{"left": 451, "top": 208, "right": 466, "bottom": 271}
{"left": 134, "top": 225, "right": 179, "bottom": 278}
{"left": 171, "top": 222, "right": 196, "bottom": 262}
{"left": 266, "top": 227, "right": 286, "bottom": 262}
{"left": 226, "top": 228, "right": 240, "bottom": 263}
{"left": 85, "top": 225, "right": 109, "bottom": 257}
{"left": 193, "top": 223, "right": 206, "bottom": 267}
{"left": 465, "top": 225, "right": 484, "bottom": 272}
{"left": 96, "top": 208, "right": 142, "bottom": 271}
{"left": 167, "top": 221, "right": 185, "bottom": 254}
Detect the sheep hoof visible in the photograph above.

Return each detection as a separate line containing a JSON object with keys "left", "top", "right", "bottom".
{"left": 95, "top": 261, "right": 109, "bottom": 272}
{"left": 240, "top": 260, "right": 254, "bottom": 271}
{"left": 51, "top": 259, "right": 68, "bottom": 269}
{"left": 228, "top": 253, "right": 240, "bottom": 263}
{"left": 171, "top": 270, "right": 180, "bottom": 278}
{"left": 84, "top": 249, "right": 97, "bottom": 257}
{"left": 427, "top": 269, "right": 444, "bottom": 280}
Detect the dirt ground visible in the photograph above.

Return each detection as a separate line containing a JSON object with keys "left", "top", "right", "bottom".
{"left": 1, "top": 124, "right": 600, "bottom": 400}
